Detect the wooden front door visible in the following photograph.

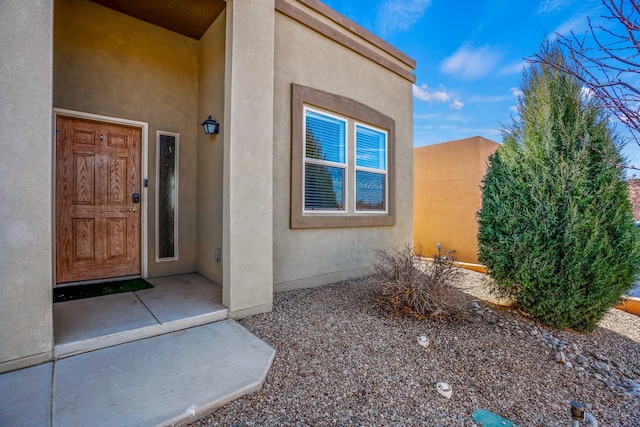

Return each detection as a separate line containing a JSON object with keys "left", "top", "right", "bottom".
{"left": 56, "top": 116, "right": 141, "bottom": 284}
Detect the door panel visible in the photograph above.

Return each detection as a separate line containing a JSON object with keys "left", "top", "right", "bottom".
{"left": 56, "top": 116, "right": 141, "bottom": 284}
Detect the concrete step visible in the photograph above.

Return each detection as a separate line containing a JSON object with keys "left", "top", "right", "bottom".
{"left": 1, "top": 320, "right": 276, "bottom": 427}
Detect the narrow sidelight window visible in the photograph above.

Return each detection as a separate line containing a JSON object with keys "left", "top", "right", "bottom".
{"left": 156, "top": 131, "right": 179, "bottom": 260}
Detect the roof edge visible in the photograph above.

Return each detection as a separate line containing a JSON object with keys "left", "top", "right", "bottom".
{"left": 275, "top": 0, "right": 415, "bottom": 83}
{"left": 415, "top": 135, "right": 501, "bottom": 150}
{"left": 297, "top": 0, "right": 416, "bottom": 69}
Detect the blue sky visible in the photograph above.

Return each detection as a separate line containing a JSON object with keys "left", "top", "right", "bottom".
{"left": 319, "top": 0, "right": 640, "bottom": 168}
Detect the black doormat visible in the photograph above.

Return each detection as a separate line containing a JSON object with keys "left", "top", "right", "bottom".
{"left": 54, "top": 278, "right": 153, "bottom": 303}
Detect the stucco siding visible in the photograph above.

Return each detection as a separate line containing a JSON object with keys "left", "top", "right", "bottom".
{"left": 0, "top": 0, "right": 54, "bottom": 372}
{"left": 222, "top": 0, "right": 275, "bottom": 317}
{"left": 272, "top": 7, "right": 415, "bottom": 290}
{"left": 414, "top": 137, "right": 499, "bottom": 264}
{"left": 53, "top": 0, "right": 199, "bottom": 277}
{"left": 197, "top": 13, "right": 226, "bottom": 285}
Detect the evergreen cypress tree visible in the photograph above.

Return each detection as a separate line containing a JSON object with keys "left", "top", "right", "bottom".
{"left": 477, "top": 43, "right": 640, "bottom": 331}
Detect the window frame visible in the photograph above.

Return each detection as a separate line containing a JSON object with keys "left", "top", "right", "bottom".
{"left": 291, "top": 83, "right": 396, "bottom": 229}
{"left": 303, "top": 106, "right": 348, "bottom": 213}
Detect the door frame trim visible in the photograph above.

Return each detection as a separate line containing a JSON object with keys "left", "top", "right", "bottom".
{"left": 53, "top": 108, "right": 149, "bottom": 280}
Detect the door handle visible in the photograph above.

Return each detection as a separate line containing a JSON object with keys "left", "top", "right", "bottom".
{"left": 128, "top": 206, "right": 139, "bottom": 212}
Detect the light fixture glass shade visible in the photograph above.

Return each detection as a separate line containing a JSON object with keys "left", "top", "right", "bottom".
{"left": 201, "top": 115, "right": 220, "bottom": 135}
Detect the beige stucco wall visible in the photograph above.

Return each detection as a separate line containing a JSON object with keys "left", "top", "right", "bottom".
{"left": 414, "top": 136, "right": 499, "bottom": 264}
{"left": 272, "top": 7, "right": 415, "bottom": 291}
{"left": 0, "top": 0, "right": 54, "bottom": 373}
{"left": 54, "top": 0, "right": 199, "bottom": 277}
{"left": 222, "top": 0, "right": 275, "bottom": 317}
{"left": 196, "top": 13, "right": 226, "bottom": 285}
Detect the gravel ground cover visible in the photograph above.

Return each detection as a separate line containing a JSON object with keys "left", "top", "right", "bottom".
{"left": 192, "top": 270, "right": 640, "bottom": 426}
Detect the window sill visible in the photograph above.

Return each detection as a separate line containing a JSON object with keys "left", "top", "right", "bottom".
{"left": 291, "top": 212, "right": 395, "bottom": 229}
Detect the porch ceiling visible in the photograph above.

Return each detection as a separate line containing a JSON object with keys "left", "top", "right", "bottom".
{"left": 89, "top": 0, "right": 226, "bottom": 40}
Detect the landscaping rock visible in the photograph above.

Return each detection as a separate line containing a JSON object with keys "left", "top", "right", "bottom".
{"left": 192, "top": 270, "right": 640, "bottom": 427}
{"left": 555, "top": 351, "right": 567, "bottom": 364}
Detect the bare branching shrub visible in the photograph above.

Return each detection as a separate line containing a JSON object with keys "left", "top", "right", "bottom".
{"left": 373, "top": 244, "right": 464, "bottom": 320}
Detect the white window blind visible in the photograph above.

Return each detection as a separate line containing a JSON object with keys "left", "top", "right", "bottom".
{"left": 305, "top": 110, "right": 345, "bottom": 163}
{"left": 304, "top": 108, "right": 346, "bottom": 211}
{"left": 355, "top": 124, "right": 387, "bottom": 212}
{"left": 304, "top": 164, "right": 344, "bottom": 210}
{"left": 356, "top": 125, "right": 386, "bottom": 170}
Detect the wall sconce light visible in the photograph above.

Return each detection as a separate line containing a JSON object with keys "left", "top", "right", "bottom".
{"left": 201, "top": 115, "right": 220, "bottom": 135}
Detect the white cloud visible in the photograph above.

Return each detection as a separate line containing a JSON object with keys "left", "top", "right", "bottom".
{"left": 466, "top": 87, "right": 523, "bottom": 106}
{"left": 510, "top": 87, "right": 524, "bottom": 98}
{"left": 450, "top": 99, "right": 464, "bottom": 110}
{"left": 414, "top": 111, "right": 472, "bottom": 123}
{"left": 445, "top": 113, "right": 471, "bottom": 122}
{"left": 376, "top": 0, "right": 432, "bottom": 38}
{"left": 434, "top": 125, "right": 460, "bottom": 132}
{"left": 498, "top": 61, "right": 527, "bottom": 76}
{"left": 412, "top": 84, "right": 450, "bottom": 104}
{"left": 413, "top": 112, "right": 443, "bottom": 120}
{"left": 440, "top": 45, "right": 503, "bottom": 81}
{"left": 509, "top": 87, "right": 522, "bottom": 114}
{"left": 414, "top": 124, "right": 436, "bottom": 130}
{"left": 538, "top": 0, "right": 575, "bottom": 15}
{"left": 467, "top": 94, "right": 510, "bottom": 103}
{"left": 580, "top": 86, "right": 594, "bottom": 100}
{"left": 551, "top": 13, "right": 589, "bottom": 38}
{"left": 413, "top": 85, "right": 465, "bottom": 110}
{"left": 415, "top": 112, "right": 471, "bottom": 123}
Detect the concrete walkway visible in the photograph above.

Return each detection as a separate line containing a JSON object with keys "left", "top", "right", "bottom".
{"left": 0, "top": 274, "right": 276, "bottom": 426}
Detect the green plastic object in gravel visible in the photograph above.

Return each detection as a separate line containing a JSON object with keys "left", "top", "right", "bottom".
{"left": 472, "top": 409, "right": 519, "bottom": 427}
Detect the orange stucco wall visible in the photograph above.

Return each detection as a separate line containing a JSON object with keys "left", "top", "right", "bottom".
{"left": 414, "top": 136, "right": 499, "bottom": 264}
